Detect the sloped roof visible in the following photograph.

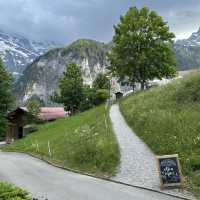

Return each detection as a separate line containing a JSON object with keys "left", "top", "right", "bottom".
{"left": 10, "top": 107, "right": 66, "bottom": 121}
{"left": 39, "top": 107, "right": 66, "bottom": 121}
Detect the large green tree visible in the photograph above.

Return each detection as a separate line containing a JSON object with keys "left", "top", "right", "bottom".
{"left": 59, "top": 63, "right": 83, "bottom": 114}
{"left": 0, "top": 58, "right": 13, "bottom": 137}
{"left": 108, "top": 7, "right": 176, "bottom": 90}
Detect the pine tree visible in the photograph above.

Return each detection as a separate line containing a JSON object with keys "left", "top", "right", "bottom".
{"left": 0, "top": 58, "right": 13, "bottom": 137}
{"left": 59, "top": 63, "right": 83, "bottom": 114}
{"left": 93, "top": 73, "right": 110, "bottom": 90}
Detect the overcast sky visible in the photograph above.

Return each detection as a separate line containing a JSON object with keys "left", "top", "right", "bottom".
{"left": 0, "top": 0, "right": 200, "bottom": 45}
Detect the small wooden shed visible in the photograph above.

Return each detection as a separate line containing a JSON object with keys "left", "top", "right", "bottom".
{"left": 6, "top": 107, "right": 66, "bottom": 143}
{"left": 6, "top": 107, "right": 29, "bottom": 143}
{"left": 115, "top": 91, "right": 124, "bottom": 100}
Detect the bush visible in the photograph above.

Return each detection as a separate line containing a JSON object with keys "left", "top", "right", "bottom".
{"left": 0, "top": 182, "right": 31, "bottom": 200}
{"left": 176, "top": 73, "right": 200, "bottom": 103}
{"left": 93, "top": 89, "right": 109, "bottom": 105}
{"left": 80, "top": 88, "right": 109, "bottom": 112}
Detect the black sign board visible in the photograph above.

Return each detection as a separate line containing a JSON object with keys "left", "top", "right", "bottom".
{"left": 157, "top": 154, "right": 182, "bottom": 188}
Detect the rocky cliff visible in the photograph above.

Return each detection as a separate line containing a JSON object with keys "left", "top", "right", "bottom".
{"left": 15, "top": 39, "right": 110, "bottom": 104}
{"left": 15, "top": 28, "right": 200, "bottom": 104}
{"left": 175, "top": 28, "right": 200, "bottom": 70}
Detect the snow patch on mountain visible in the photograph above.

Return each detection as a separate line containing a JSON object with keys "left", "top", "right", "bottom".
{"left": 176, "top": 27, "right": 200, "bottom": 47}
{"left": 0, "top": 29, "right": 57, "bottom": 76}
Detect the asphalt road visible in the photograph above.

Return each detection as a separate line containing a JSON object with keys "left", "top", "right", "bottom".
{"left": 0, "top": 152, "right": 186, "bottom": 200}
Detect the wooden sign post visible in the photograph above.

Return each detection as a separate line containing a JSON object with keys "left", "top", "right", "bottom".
{"left": 157, "top": 154, "right": 183, "bottom": 189}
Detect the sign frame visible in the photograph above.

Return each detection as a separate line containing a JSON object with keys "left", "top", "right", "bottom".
{"left": 156, "top": 154, "right": 183, "bottom": 189}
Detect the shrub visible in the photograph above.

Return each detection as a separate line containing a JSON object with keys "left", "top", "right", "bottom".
{"left": 0, "top": 182, "right": 31, "bottom": 200}
{"left": 176, "top": 73, "right": 200, "bottom": 103}
{"left": 93, "top": 89, "right": 109, "bottom": 105}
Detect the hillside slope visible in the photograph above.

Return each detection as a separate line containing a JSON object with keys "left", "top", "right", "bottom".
{"left": 3, "top": 105, "right": 120, "bottom": 177}
{"left": 119, "top": 72, "right": 200, "bottom": 198}
{"left": 15, "top": 39, "right": 110, "bottom": 104}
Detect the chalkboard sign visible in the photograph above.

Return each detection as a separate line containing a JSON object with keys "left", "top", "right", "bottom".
{"left": 157, "top": 154, "right": 182, "bottom": 188}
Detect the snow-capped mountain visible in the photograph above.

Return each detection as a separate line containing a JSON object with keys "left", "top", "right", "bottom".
{"left": 175, "top": 27, "right": 200, "bottom": 70}
{"left": 0, "top": 29, "right": 57, "bottom": 77}
{"left": 176, "top": 28, "right": 200, "bottom": 47}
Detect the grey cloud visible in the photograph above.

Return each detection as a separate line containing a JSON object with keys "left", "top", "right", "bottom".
{"left": 0, "top": 0, "right": 200, "bottom": 44}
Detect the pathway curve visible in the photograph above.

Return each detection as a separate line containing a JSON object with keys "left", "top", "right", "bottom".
{"left": 0, "top": 152, "right": 182, "bottom": 200}
{"left": 110, "top": 104, "right": 194, "bottom": 199}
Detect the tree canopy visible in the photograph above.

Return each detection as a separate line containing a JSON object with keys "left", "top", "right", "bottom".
{"left": 0, "top": 58, "right": 13, "bottom": 137}
{"left": 26, "top": 99, "right": 41, "bottom": 123}
{"left": 54, "top": 64, "right": 109, "bottom": 114}
{"left": 108, "top": 6, "right": 176, "bottom": 90}
{"left": 93, "top": 73, "right": 110, "bottom": 90}
{"left": 59, "top": 63, "right": 84, "bottom": 114}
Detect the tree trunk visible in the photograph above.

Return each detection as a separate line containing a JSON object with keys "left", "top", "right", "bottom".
{"left": 132, "top": 83, "right": 135, "bottom": 92}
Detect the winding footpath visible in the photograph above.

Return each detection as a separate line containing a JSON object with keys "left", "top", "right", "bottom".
{"left": 110, "top": 104, "right": 194, "bottom": 199}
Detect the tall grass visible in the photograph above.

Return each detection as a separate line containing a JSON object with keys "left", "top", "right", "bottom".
{"left": 4, "top": 105, "right": 120, "bottom": 177}
{"left": 120, "top": 72, "right": 200, "bottom": 198}
{"left": 0, "top": 182, "right": 31, "bottom": 200}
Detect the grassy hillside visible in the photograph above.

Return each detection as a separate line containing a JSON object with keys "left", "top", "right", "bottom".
{"left": 119, "top": 72, "right": 200, "bottom": 198}
{"left": 3, "top": 105, "right": 120, "bottom": 177}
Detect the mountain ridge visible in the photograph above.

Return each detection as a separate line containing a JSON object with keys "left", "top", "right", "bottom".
{"left": 14, "top": 39, "right": 110, "bottom": 104}
{"left": 0, "top": 29, "right": 57, "bottom": 77}
{"left": 175, "top": 28, "right": 200, "bottom": 70}
{"left": 13, "top": 28, "right": 200, "bottom": 104}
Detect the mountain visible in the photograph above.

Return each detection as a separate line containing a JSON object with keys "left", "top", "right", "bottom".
{"left": 0, "top": 29, "right": 56, "bottom": 77}
{"left": 176, "top": 28, "right": 200, "bottom": 47}
{"left": 14, "top": 28, "right": 200, "bottom": 104}
{"left": 14, "top": 39, "right": 110, "bottom": 104}
{"left": 175, "top": 28, "right": 200, "bottom": 70}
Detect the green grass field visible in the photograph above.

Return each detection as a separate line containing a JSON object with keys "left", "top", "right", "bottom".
{"left": 3, "top": 105, "right": 120, "bottom": 177}
{"left": 119, "top": 72, "right": 200, "bottom": 198}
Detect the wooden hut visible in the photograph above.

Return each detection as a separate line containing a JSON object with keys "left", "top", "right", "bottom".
{"left": 6, "top": 107, "right": 29, "bottom": 143}
{"left": 115, "top": 91, "right": 124, "bottom": 100}
{"left": 6, "top": 107, "right": 66, "bottom": 143}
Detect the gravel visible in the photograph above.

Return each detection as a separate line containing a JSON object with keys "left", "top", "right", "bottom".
{"left": 110, "top": 104, "right": 194, "bottom": 199}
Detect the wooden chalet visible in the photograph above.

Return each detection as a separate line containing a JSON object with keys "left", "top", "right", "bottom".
{"left": 6, "top": 107, "right": 66, "bottom": 143}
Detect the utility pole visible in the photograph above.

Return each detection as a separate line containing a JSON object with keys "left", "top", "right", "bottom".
{"left": 106, "top": 75, "right": 112, "bottom": 105}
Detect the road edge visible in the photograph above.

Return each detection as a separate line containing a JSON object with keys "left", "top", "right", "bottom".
{"left": 0, "top": 150, "right": 193, "bottom": 200}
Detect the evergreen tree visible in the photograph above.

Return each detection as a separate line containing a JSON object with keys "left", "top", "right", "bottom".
{"left": 93, "top": 73, "right": 110, "bottom": 90}
{"left": 26, "top": 99, "right": 41, "bottom": 123}
{"left": 59, "top": 63, "right": 83, "bottom": 114}
{"left": 0, "top": 58, "right": 13, "bottom": 137}
{"left": 108, "top": 7, "right": 176, "bottom": 90}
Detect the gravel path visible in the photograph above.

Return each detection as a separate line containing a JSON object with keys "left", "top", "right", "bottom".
{"left": 110, "top": 104, "right": 194, "bottom": 199}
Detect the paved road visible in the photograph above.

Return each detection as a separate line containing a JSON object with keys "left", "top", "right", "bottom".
{"left": 0, "top": 152, "right": 183, "bottom": 200}
{"left": 110, "top": 104, "right": 193, "bottom": 199}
